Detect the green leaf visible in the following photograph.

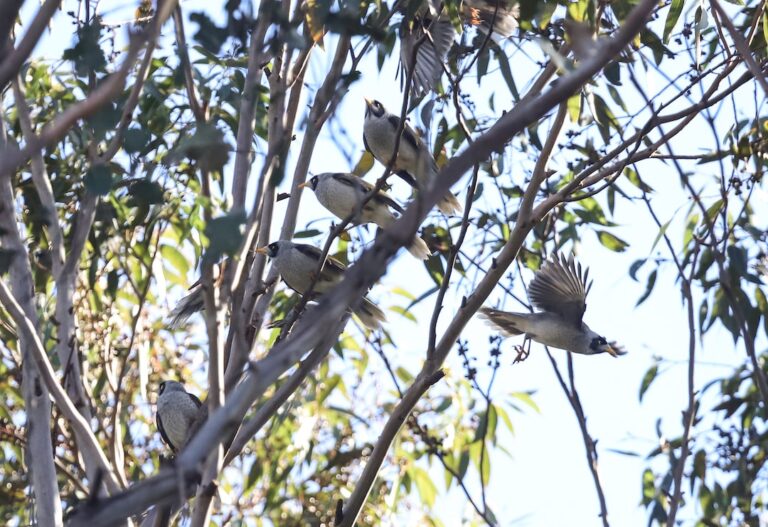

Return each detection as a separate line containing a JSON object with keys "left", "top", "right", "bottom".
{"left": 123, "top": 128, "right": 151, "bottom": 154}
{"left": 642, "top": 469, "right": 656, "bottom": 504}
{"left": 293, "top": 229, "right": 322, "bottom": 239}
{"left": 604, "top": 62, "right": 621, "bottom": 85}
{"left": 84, "top": 165, "right": 114, "bottom": 196}
{"left": 203, "top": 212, "right": 246, "bottom": 264}
{"left": 510, "top": 391, "right": 540, "bottom": 413}
{"left": 411, "top": 467, "right": 437, "bottom": 507}
{"left": 161, "top": 245, "right": 189, "bottom": 276}
{"left": 597, "top": 231, "right": 629, "bottom": 252}
{"left": 650, "top": 218, "right": 672, "bottom": 252}
{"left": 567, "top": 93, "right": 581, "bottom": 123}
{"left": 128, "top": 180, "right": 165, "bottom": 205}
{"left": 636, "top": 269, "right": 657, "bottom": 306}
{"left": 639, "top": 364, "right": 658, "bottom": 401}
{"left": 352, "top": 150, "right": 374, "bottom": 177}
{"left": 663, "top": 0, "right": 685, "bottom": 43}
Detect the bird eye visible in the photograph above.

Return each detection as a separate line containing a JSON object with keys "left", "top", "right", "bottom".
{"left": 311, "top": 176, "right": 318, "bottom": 187}
{"left": 268, "top": 242, "right": 278, "bottom": 254}
{"left": 159, "top": 381, "right": 166, "bottom": 394}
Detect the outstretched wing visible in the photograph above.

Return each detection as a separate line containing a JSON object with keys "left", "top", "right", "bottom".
{"left": 527, "top": 254, "right": 592, "bottom": 327}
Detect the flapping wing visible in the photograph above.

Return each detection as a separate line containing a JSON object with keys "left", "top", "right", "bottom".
{"left": 399, "top": 16, "right": 456, "bottom": 98}
{"left": 528, "top": 254, "right": 592, "bottom": 327}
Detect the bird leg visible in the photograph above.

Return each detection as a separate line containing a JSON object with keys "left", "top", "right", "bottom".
{"left": 512, "top": 336, "right": 531, "bottom": 363}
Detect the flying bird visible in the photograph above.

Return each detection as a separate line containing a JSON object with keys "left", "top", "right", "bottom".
{"left": 363, "top": 98, "right": 462, "bottom": 215}
{"left": 400, "top": 1, "right": 519, "bottom": 98}
{"left": 480, "top": 254, "right": 625, "bottom": 358}
{"left": 299, "top": 172, "right": 431, "bottom": 259}
{"left": 257, "top": 240, "right": 386, "bottom": 330}
{"left": 156, "top": 381, "right": 205, "bottom": 453}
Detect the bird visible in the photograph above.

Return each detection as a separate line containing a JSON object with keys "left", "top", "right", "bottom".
{"left": 167, "top": 260, "right": 229, "bottom": 329}
{"left": 479, "top": 254, "right": 625, "bottom": 358}
{"left": 399, "top": 1, "right": 519, "bottom": 98}
{"left": 298, "top": 172, "right": 431, "bottom": 259}
{"left": 156, "top": 381, "right": 205, "bottom": 453}
{"left": 257, "top": 240, "right": 386, "bottom": 329}
{"left": 363, "top": 98, "right": 462, "bottom": 215}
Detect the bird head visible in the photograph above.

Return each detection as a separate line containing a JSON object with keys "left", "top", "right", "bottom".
{"left": 365, "top": 98, "right": 386, "bottom": 118}
{"left": 159, "top": 380, "right": 185, "bottom": 395}
{"left": 589, "top": 336, "right": 625, "bottom": 357}
{"left": 298, "top": 175, "right": 319, "bottom": 191}
{"left": 256, "top": 241, "right": 283, "bottom": 258}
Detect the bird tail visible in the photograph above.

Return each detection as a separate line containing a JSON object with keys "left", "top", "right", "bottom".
{"left": 407, "top": 235, "right": 431, "bottom": 260}
{"left": 354, "top": 297, "right": 386, "bottom": 329}
{"left": 438, "top": 192, "right": 463, "bottom": 215}
{"left": 168, "top": 286, "right": 204, "bottom": 328}
{"left": 478, "top": 307, "right": 526, "bottom": 336}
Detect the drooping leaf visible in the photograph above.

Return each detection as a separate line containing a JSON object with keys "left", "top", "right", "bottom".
{"left": 597, "top": 231, "right": 629, "bottom": 252}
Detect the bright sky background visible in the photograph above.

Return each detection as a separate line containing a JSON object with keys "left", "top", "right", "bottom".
{"left": 16, "top": 1, "right": 768, "bottom": 526}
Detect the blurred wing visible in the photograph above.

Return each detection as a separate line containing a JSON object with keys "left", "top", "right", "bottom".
{"left": 527, "top": 254, "right": 591, "bottom": 327}
{"left": 400, "top": 16, "right": 455, "bottom": 98}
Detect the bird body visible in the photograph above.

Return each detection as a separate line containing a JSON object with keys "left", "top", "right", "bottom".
{"left": 300, "top": 172, "right": 431, "bottom": 259}
{"left": 363, "top": 99, "right": 462, "bottom": 215}
{"left": 258, "top": 240, "right": 386, "bottom": 329}
{"left": 480, "top": 254, "right": 624, "bottom": 357}
{"left": 156, "top": 381, "right": 203, "bottom": 453}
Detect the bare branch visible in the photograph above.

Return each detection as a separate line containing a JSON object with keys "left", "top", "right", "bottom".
{"left": 0, "top": 0, "right": 62, "bottom": 91}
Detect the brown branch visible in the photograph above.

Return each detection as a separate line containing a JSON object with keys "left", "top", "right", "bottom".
{"left": 0, "top": 0, "right": 180, "bottom": 174}
{"left": 0, "top": 0, "right": 62, "bottom": 91}
{"left": 0, "top": 277, "right": 123, "bottom": 495}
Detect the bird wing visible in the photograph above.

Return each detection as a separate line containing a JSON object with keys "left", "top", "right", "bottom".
{"left": 351, "top": 175, "right": 405, "bottom": 213}
{"left": 188, "top": 393, "right": 203, "bottom": 408}
{"left": 527, "top": 254, "right": 592, "bottom": 327}
{"left": 293, "top": 244, "right": 347, "bottom": 280}
{"left": 399, "top": 16, "right": 456, "bottom": 98}
{"left": 156, "top": 411, "right": 176, "bottom": 453}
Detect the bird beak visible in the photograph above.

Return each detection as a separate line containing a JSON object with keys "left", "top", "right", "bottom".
{"left": 297, "top": 181, "right": 310, "bottom": 189}
{"left": 255, "top": 247, "right": 269, "bottom": 255}
{"left": 364, "top": 97, "right": 373, "bottom": 107}
{"left": 605, "top": 344, "right": 619, "bottom": 357}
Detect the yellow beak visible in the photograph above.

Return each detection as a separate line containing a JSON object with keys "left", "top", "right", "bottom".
{"left": 255, "top": 247, "right": 269, "bottom": 255}
{"left": 605, "top": 344, "right": 619, "bottom": 357}
{"left": 364, "top": 97, "right": 373, "bottom": 107}
{"left": 297, "top": 181, "right": 310, "bottom": 189}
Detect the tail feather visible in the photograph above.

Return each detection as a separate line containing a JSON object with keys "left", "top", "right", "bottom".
{"left": 168, "top": 287, "right": 204, "bottom": 329}
{"left": 407, "top": 236, "right": 431, "bottom": 260}
{"left": 354, "top": 297, "right": 386, "bottom": 330}
{"left": 438, "top": 192, "right": 463, "bottom": 215}
{"left": 478, "top": 307, "right": 524, "bottom": 336}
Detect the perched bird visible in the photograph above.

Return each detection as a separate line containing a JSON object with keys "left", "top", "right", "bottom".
{"left": 480, "top": 254, "right": 625, "bottom": 357}
{"left": 363, "top": 98, "right": 462, "bottom": 215}
{"left": 156, "top": 381, "right": 205, "bottom": 453}
{"left": 400, "top": 1, "right": 519, "bottom": 98}
{"left": 258, "top": 240, "right": 386, "bottom": 329}
{"left": 299, "top": 172, "right": 431, "bottom": 260}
